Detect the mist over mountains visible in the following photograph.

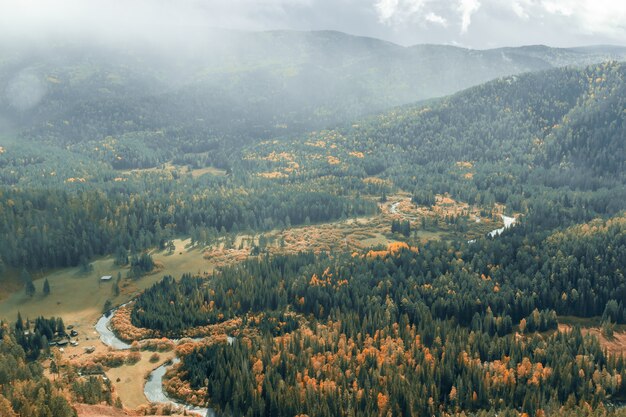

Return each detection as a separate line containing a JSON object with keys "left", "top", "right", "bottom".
{"left": 2, "top": 30, "right": 625, "bottom": 142}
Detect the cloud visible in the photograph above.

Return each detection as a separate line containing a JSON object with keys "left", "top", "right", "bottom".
{"left": 541, "top": 0, "right": 573, "bottom": 16}
{"left": 458, "top": 0, "right": 481, "bottom": 33}
{"left": 511, "top": 0, "right": 530, "bottom": 20}
{"left": 372, "top": 0, "right": 626, "bottom": 43}
{"left": 374, "top": 0, "right": 427, "bottom": 24}
{"left": 0, "top": 0, "right": 625, "bottom": 50}
{"left": 425, "top": 12, "right": 448, "bottom": 26}
{"left": 540, "top": 0, "right": 626, "bottom": 39}
{"left": 375, "top": 0, "right": 400, "bottom": 22}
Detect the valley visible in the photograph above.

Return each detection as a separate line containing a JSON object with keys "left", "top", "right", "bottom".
{"left": 0, "top": 30, "right": 625, "bottom": 417}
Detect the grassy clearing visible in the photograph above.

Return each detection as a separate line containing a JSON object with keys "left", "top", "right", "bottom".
{"left": 107, "top": 350, "right": 176, "bottom": 409}
{"left": 118, "top": 163, "right": 227, "bottom": 178}
{"left": 0, "top": 240, "right": 212, "bottom": 329}
{"left": 558, "top": 322, "right": 626, "bottom": 356}
{"left": 189, "top": 166, "right": 227, "bottom": 177}
{"left": 0, "top": 269, "right": 25, "bottom": 300}
{"left": 558, "top": 315, "right": 605, "bottom": 327}
{"left": 75, "top": 403, "right": 188, "bottom": 417}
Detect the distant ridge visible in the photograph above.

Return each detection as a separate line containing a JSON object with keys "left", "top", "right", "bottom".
{"left": 1, "top": 29, "right": 625, "bottom": 143}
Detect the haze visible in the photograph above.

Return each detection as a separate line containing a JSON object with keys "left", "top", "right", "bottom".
{"left": 2, "top": 0, "right": 626, "bottom": 49}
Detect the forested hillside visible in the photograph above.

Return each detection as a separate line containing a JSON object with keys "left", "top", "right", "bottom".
{"left": 238, "top": 61, "right": 626, "bottom": 232}
{"left": 1, "top": 28, "right": 626, "bottom": 417}
{"left": 126, "top": 212, "right": 626, "bottom": 416}
{"left": 1, "top": 32, "right": 625, "bottom": 161}
{"left": 0, "top": 62, "right": 624, "bottom": 271}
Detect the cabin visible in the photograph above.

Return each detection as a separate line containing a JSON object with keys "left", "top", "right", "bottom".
{"left": 56, "top": 340, "right": 69, "bottom": 347}
{"left": 100, "top": 275, "right": 113, "bottom": 282}
{"left": 84, "top": 346, "right": 96, "bottom": 354}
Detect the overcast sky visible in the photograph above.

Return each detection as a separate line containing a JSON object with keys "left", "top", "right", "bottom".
{"left": 1, "top": 0, "right": 625, "bottom": 49}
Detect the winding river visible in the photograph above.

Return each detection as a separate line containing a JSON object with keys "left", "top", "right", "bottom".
{"left": 95, "top": 304, "right": 131, "bottom": 350}
{"left": 96, "top": 306, "right": 234, "bottom": 416}
{"left": 144, "top": 357, "right": 215, "bottom": 417}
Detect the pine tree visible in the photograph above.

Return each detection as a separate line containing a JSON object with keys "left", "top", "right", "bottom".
{"left": 15, "top": 312, "right": 24, "bottom": 332}
{"left": 112, "top": 278, "right": 120, "bottom": 297}
{"left": 25, "top": 280, "right": 36, "bottom": 297}
{"left": 43, "top": 278, "right": 50, "bottom": 296}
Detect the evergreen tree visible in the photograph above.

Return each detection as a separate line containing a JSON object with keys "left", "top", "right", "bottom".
{"left": 25, "top": 280, "right": 36, "bottom": 297}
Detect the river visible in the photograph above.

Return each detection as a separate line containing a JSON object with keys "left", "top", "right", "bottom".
{"left": 468, "top": 214, "right": 517, "bottom": 243}
{"left": 95, "top": 306, "right": 234, "bottom": 416}
{"left": 144, "top": 357, "right": 215, "bottom": 417}
{"left": 95, "top": 304, "right": 131, "bottom": 350}
{"left": 488, "top": 215, "right": 516, "bottom": 237}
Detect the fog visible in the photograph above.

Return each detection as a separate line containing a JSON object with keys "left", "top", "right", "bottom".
{"left": 1, "top": 0, "right": 625, "bottom": 141}
{"left": 4, "top": 69, "right": 46, "bottom": 111}
{"left": 2, "top": 0, "right": 625, "bottom": 51}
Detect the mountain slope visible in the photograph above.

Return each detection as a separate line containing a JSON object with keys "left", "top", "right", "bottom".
{"left": 1, "top": 31, "right": 625, "bottom": 155}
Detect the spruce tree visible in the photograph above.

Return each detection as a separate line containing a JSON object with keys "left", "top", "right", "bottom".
{"left": 25, "top": 281, "right": 36, "bottom": 297}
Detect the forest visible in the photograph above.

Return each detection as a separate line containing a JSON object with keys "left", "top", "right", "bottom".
{"left": 0, "top": 320, "right": 117, "bottom": 417}
{"left": 0, "top": 41, "right": 625, "bottom": 417}
{"left": 0, "top": 62, "right": 624, "bottom": 271}
{"left": 119, "top": 210, "right": 626, "bottom": 416}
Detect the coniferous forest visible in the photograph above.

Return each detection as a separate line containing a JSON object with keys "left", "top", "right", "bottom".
{"left": 0, "top": 24, "right": 626, "bottom": 417}
{"left": 130, "top": 212, "right": 626, "bottom": 416}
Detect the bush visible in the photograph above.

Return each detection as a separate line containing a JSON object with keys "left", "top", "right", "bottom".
{"left": 126, "top": 351, "right": 142, "bottom": 365}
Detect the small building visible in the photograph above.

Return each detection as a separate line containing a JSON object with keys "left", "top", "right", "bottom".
{"left": 56, "top": 340, "right": 69, "bottom": 347}
{"left": 100, "top": 275, "right": 113, "bottom": 281}
{"left": 85, "top": 346, "right": 96, "bottom": 354}
{"left": 70, "top": 330, "right": 78, "bottom": 337}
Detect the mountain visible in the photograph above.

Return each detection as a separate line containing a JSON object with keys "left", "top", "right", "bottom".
{"left": 1, "top": 30, "right": 625, "bottom": 153}
{"left": 247, "top": 61, "right": 626, "bottom": 227}
{"left": 1, "top": 61, "right": 624, "bottom": 270}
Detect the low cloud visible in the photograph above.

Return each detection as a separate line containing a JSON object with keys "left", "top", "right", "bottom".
{"left": 425, "top": 12, "right": 448, "bottom": 27}
{"left": 458, "top": 0, "right": 481, "bottom": 33}
{"left": 374, "top": 0, "right": 427, "bottom": 24}
{"left": 541, "top": 0, "right": 626, "bottom": 39}
{"left": 4, "top": 69, "right": 47, "bottom": 111}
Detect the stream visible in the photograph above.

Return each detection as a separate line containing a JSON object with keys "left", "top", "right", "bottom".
{"left": 144, "top": 358, "right": 215, "bottom": 417}
{"left": 95, "top": 304, "right": 131, "bottom": 350}
{"left": 468, "top": 214, "right": 517, "bottom": 243}
{"left": 96, "top": 305, "right": 234, "bottom": 416}
{"left": 488, "top": 215, "right": 517, "bottom": 237}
